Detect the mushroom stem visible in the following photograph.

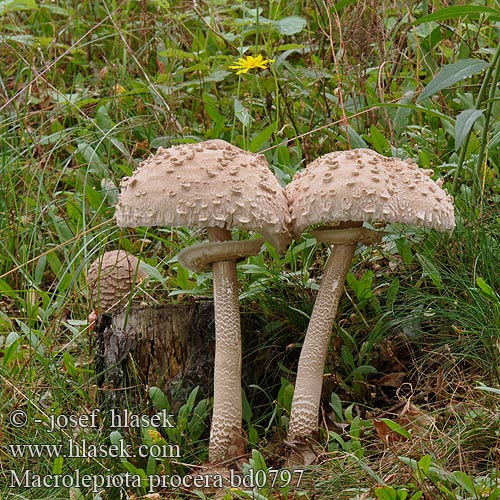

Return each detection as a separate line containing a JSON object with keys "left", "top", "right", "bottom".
{"left": 207, "top": 227, "right": 244, "bottom": 463}
{"left": 288, "top": 242, "right": 357, "bottom": 441}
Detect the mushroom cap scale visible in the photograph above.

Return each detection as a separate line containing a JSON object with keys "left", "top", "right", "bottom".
{"left": 115, "top": 140, "right": 291, "bottom": 253}
{"left": 286, "top": 148, "right": 455, "bottom": 237}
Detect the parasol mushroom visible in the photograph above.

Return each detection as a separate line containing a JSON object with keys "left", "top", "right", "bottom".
{"left": 87, "top": 249, "right": 147, "bottom": 316}
{"left": 115, "top": 139, "right": 291, "bottom": 464}
{"left": 285, "top": 148, "right": 455, "bottom": 444}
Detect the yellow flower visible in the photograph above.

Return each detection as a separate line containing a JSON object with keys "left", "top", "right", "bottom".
{"left": 147, "top": 429, "right": 165, "bottom": 444}
{"left": 229, "top": 54, "right": 274, "bottom": 75}
{"left": 115, "top": 83, "right": 126, "bottom": 94}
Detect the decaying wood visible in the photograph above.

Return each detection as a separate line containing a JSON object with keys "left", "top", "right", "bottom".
{"left": 94, "top": 301, "right": 215, "bottom": 409}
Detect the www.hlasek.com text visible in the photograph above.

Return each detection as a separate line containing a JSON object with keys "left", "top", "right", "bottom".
{"left": 8, "top": 438, "right": 180, "bottom": 459}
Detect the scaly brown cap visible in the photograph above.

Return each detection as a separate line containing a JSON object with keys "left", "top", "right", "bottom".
{"left": 286, "top": 148, "right": 455, "bottom": 237}
{"left": 87, "top": 250, "right": 146, "bottom": 312}
{"left": 115, "top": 140, "right": 291, "bottom": 252}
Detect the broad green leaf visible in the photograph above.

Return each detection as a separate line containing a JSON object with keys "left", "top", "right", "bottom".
{"left": 63, "top": 352, "right": 78, "bottom": 377}
{"left": 39, "top": 130, "right": 67, "bottom": 145}
{"left": 455, "top": 109, "right": 484, "bottom": 149}
{"left": 476, "top": 382, "right": 500, "bottom": 396}
{"left": 242, "top": 388, "right": 252, "bottom": 425}
{"left": 413, "top": 5, "right": 500, "bottom": 25}
{"left": 417, "top": 59, "right": 489, "bottom": 102}
{"left": 416, "top": 253, "right": 442, "bottom": 291}
{"left": 476, "top": 277, "right": 499, "bottom": 303}
{"left": 275, "top": 15, "right": 307, "bottom": 35}
{"left": 52, "top": 456, "right": 63, "bottom": 474}
{"left": 379, "top": 418, "right": 412, "bottom": 439}
{"left": 249, "top": 124, "right": 275, "bottom": 152}
{"left": 369, "top": 125, "right": 391, "bottom": 154}
{"left": 0, "top": 0, "right": 37, "bottom": 15}
{"left": 417, "top": 454, "right": 432, "bottom": 474}
{"left": 347, "top": 126, "right": 367, "bottom": 148}
{"left": 277, "top": 43, "right": 305, "bottom": 51}
{"left": 96, "top": 105, "right": 115, "bottom": 131}
{"left": 452, "top": 470, "right": 476, "bottom": 495}
{"left": 341, "top": 345, "right": 355, "bottom": 370}
{"left": 138, "top": 262, "right": 166, "bottom": 284}
{"left": 329, "top": 392, "right": 343, "bottom": 421}
{"left": 333, "top": 0, "right": 357, "bottom": 11}
{"left": 149, "top": 386, "right": 170, "bottom": 411}
{"left": 394, "top": 92, "right": 416, "bottom": 137}
{"left": 353, "top": 365, "right": 378, "bottom": 376}
{"left": 158, "top": 47, "right": 194, "bottom": 59}
{"left": 249, "top": 449, "right": 268, "bottom": 473}
{"left": 375, "top": 486, "right": 406, "bottom": 500}
{"left": 386, "top": 278, "right": 400, "bottom": 307}
{"left": 77, "top": 142, "right": 107, "bottom": 176}
{"left": 33, "top": 255, "right": 45, "bottom": 285}
{"left": 5, "top": 331, "right": 19, "bottom": 347}
{"left": 234, "top": 98, "right": 253, "bottom": 127}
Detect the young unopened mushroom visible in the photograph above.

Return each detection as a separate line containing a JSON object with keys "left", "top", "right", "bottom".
{"left": 285, "top": 148, "right": 455, "bottom": 444}
{"left": 115, "top": 139, "right": 291, "bottom": 464}
{"left": 87, "top": 249, "right": 147, "bottom": 315}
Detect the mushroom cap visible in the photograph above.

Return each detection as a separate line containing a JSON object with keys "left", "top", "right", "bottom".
{"left": 115, "top": 139, "right": 291, "bottom": 253}
{"left": 286, "top": 148, "right": 455, "bottom": 237}
{"left": 87, "top": 250, "right": 147, "bottom": 312}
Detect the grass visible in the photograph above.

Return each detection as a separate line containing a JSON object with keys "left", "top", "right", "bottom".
{"left": 1, "top": 0, "right": 500, "bottom": 498}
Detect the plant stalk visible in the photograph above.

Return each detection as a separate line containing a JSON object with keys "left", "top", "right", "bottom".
{"left": 207, "top": 227, "right": 244, "bottom": 463}
{"left": 288, "top": 242, "right": 356, "bottom": 441}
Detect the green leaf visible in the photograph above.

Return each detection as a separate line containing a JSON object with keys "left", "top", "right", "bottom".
{"left": 412, "top": 5, "right": 500, "bottom": 25}
{"left": 0, "top": 0, "right": 38, "bottom": 15}
{"left": 96, "top": 105, "right": 115, "bottom": 131}
{"left": 476, "top": 382, "right": 500, "bottom": 396}
{"left": 379, "top": 418, "right": 411, "bottom": 439}
{"left": 242, "top": 388, "right": 252, "bottom": 424}
{"left": 63, "top": 352, "right": 78, "bottom": 377}
{"left": 375, "top": 486, "right": 404, "bottom": 500}
{"left": 455, "top": 109, "right": 484, "bottom": 149}
{"left": 249, "top": 124, "right": 275, "bottom": 152}
{"left": 452, "top": 470, "right": 476, "bottom": 495}
{"left": 329, "top": 392, "right": 343, "bottom": 421}
{"left": 386, "top": 278, "right": 400, "bottom": 307}
{"left": 347, "top": 126, "right": 368, "bottom": 148}
{"left": 341, "top": 345, "right": 355, "bottom": 370}
{"left": 52, "top": 455, "right": 63, "bottom": 474}
{"left": 476, "top": 277, "right": 499, "bottom": 303}
{"left": 277, "top": 43, "right": 305, "bottom": 52}
{"left": 417, "top": 59, "right": 489, "bottom": 102}
{"left": 417, "top": 454, "right": 432, "bottom": 474}
{"left": 369, "top": 125, "right": 391, "bottom": 154}
{"left": 234, "top": 98, "right": 253, "bottom": 127}
{"left": 158, "top": 47, "right": 194, "bottom": 59}
{"left": 249, "top": 449, "right": 268, "bottom": 474}
{"left": 275, "top": 15, "right": 307, "bottom": 36}
{"left": 139, "top": 262, "right": 166, "bottom": 284}
{"left": 416, "top": 253, "right": 443, "bottom": 291}
{"left": 332, "top": 0, "right": 357, "bottom": 11}
{"left": 150, "top": 386, "right": 170, "bottom": 411}
{"left": 34, "top": 255, "right": 46, "bottom": 286}
{"left": 353, "top": 365, "right": 378, "bottom": 376}
{"left": 77, "top": 142, "right": 107, "bottom": 176}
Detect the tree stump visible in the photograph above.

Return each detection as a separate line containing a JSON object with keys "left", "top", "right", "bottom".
{"left": 94, "top": 300, "right": 215, "bottom": 410}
